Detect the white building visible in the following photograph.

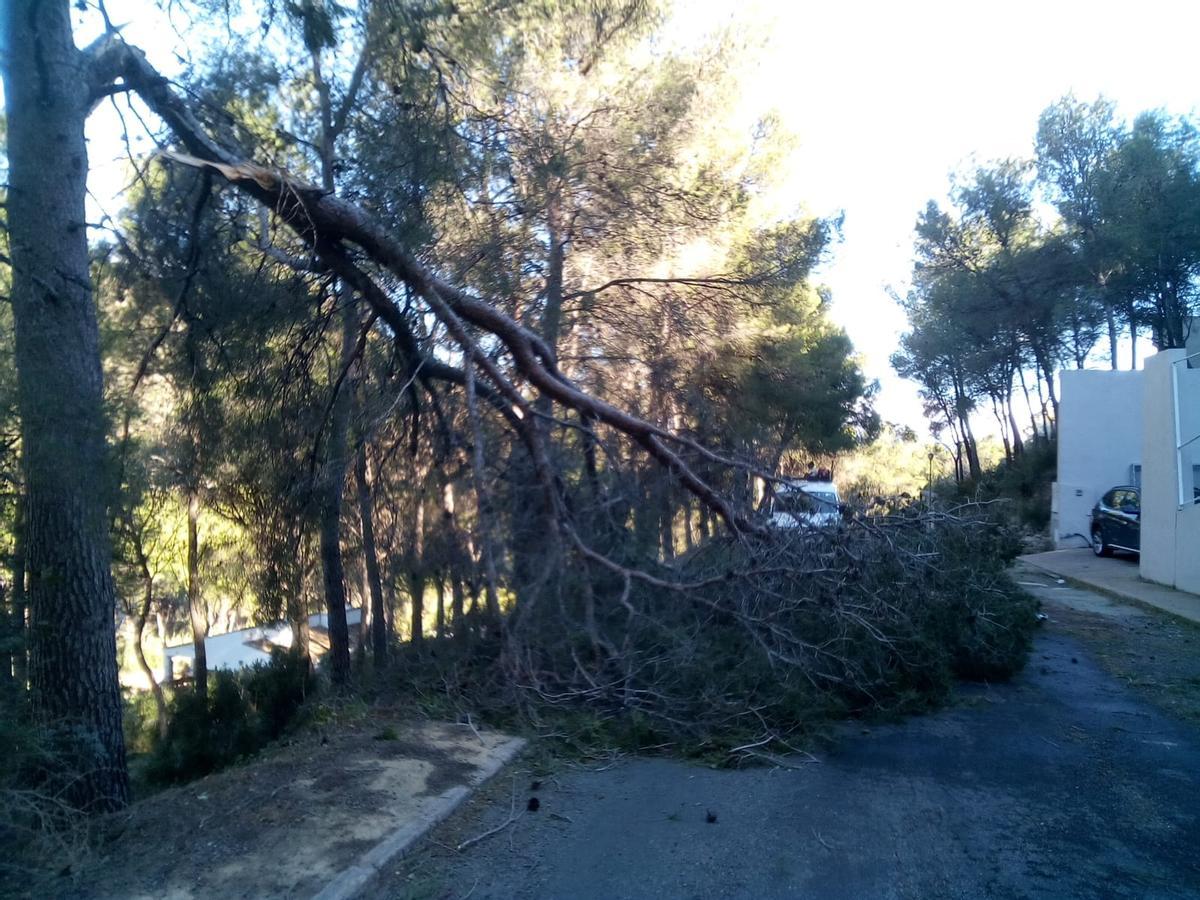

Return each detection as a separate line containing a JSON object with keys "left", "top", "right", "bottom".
{"left": 161, "top": 608, "right": 363, "bottom": 684}
{"left": 1052, "top": 347, "right": 1200, "bottom": 595}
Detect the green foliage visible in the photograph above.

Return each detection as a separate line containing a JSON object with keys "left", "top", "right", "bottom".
{"left": 145, "top": 649, "right": 313, "bottom": 784}
{"left": 243, "top": 646, "right": 314, "bottom": 740}
{"left": 948, "top": 437, "right": 1058, "bottom": 531}
{"left": 898, "top": 94, "right": 1200, "bottom": 475}
{"left": 385, "top": 511, "right": 1038, "bottom": 759}
{"left": 0, "top": 695, "right": 102, "bottom": 889}
{"left": 121, "top": 688, "right": 163, "bottom": 757}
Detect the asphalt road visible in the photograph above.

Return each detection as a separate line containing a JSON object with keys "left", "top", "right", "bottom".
{"left": 372, "top": 572, "right": 1200, "bottom": 900}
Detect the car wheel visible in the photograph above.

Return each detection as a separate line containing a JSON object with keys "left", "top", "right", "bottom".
{"left": 1091, "top": 528, "right": 1111, "bottom": 557}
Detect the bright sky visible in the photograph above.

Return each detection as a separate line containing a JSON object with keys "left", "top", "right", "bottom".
{"left": 69, "top": 0, "right": 1200, "bottom": 434}
{"left": 678, "top": 0, "right": 1200, "bottom": 430}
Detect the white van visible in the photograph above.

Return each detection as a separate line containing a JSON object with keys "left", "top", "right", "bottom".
{"left": 768, "top": 480, "right": 842, "bottom": 529}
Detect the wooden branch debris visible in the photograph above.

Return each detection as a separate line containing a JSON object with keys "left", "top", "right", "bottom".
{"left": 90, "top": 35, "right": 759, "bottom": 534}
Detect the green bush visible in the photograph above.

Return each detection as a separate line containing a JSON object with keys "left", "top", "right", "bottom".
{"left": 243, "top": 647, "right": 313, "bottom": 739}
{"left": 948, "top": 438, "right": 1057, "bottom": 531}
{"left": 0, "top": 697, "right": 96, "bottom": 891}
{"left": 122, "top": 687, "right": 162, "bottom": 756}
{"left": 390, "top": 504, "right": 1041, "bottom": 761}
{"left": 146, "top": 648, "right": 313, "bottom": 784}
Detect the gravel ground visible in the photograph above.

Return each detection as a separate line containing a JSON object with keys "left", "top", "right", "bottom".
{"left": 365, "top": 569, "right": 1200, "bottom": 900}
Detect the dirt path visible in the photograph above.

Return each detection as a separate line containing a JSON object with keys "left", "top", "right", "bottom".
{"left": 52, "top": 719, "right": 520, "bottom": 900}
{"left": 364, "top": 571, "right": 1200, "bottom": 900}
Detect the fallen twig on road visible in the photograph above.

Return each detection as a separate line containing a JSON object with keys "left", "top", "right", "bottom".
{"left": 455, "top": 778, "right": 524, "bottom": 852}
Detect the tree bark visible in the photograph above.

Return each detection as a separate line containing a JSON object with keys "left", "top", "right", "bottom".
{"left": 312, "top": 48, "right": 358, "bottom": 688}
{"left": 435, "top": 577, "right": 446, "bottom": 640}
{"left": 409, "top": 499, "right": 426, "bottom": 645}
{"left": 1, "top": 0, "right": 129, "bottom": 810}
{"left": 1106, "top": 307, "right": 1119, "bottom": 370}
{"left": 187, "top": 491, "right": 208, "bottom": 699}
{"left": 316, "top": 294, "right": 355, "bottom": 687}
{"left": 131, "top": 548, "right": 169, "bottom": 737}
{"left": 408, "top": 573, "right": 425, "bottom": 645}
{"left": 356, "top": 445, "right": 388, "bottom": 662}
{"left": 0, "top": 583, "right": 11, "bottom": 692}
{"left": 451, "top": 574, "right": 466, "bottom": 645}
{"left": 11, "top": 500, "right": 28, "bottom": 689}
{"left": 465, "top": 361, "right": 501, "bottom": 621}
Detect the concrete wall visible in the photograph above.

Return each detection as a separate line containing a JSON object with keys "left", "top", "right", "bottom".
{"left": 1053, "top": 369, "right": 1144, "bottom": 548}
{"left": 1139, "top": 349, "right": 1200, "bottom": 595}
{"left": 1175, "top": 502, "right": 1200, "bottom": 594}
{"left": 162, "top": 607, "right": 363, "bottom": 683}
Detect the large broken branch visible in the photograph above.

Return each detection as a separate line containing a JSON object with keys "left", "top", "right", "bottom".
{"left": 94, "top": 36, "right": 758, "bottom": 534}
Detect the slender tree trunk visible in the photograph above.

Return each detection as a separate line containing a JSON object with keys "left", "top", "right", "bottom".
{"left": 659, "top": 490, "right": 676, "bottom": 561}
{"left": 1105, "top": 307, "right": 1119, "bottom": 370}
{"left": 11, "top": 501, "right": 27, "bottom": 689}
{"left": 1016, "top": 367, "right": 1039, "bottom": 442}
{"left": 356, "top": 445, "right": 388, "bottom": 662}
{"left": 465, "top": 360, "right": 501, "bottom": 621}
{"left": 317, "top": 296, "right": 355, "bottom": 686}
{"left": 541, "top": 197, "right": 566, "bottom": 352}
{"left": 1007, "top": 397, "right": 1025, "bottom": 457}
{"left": 409, "top": 573, "right": 425, "bottom": 645}
{"left": 0, "top": 0, "right": 129, "bottom": 810}
{"left": 132, "top": 553, "right": 168, "bottom": 737}
{"left": 1032, "top": 347, "right": 1059, "bottom": 422}
{"left": 435, "top": 577, "right": 446, "bottom": 640}
{"left": 187, "top": 492, "right": 208, "bottom": 699}
{"left": 0, "top": 583, "right": 11, "bottom": 692}
{"left": 991, "top": 397, "right": 1012, "bottom": 462}
{"left": 1033, "top": 373, "right": 1052, "bottom": 439}
{"left": 451, "top": 575, "right": 466, "bottom": 645}
{"left": 960, "top": 413, "right": 982, "bottom": 481}
{"left": 1129, "top": 307, "right": 1138, "bottom": 369}
{"left": 311, "top": 48, "right": 359, "bottom": 687}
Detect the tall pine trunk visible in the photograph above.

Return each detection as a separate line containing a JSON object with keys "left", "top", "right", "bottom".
{"left": 186, "top": 491, "right": 208, "bottom": 699}
{"left": 133, "top": 559, "right": 169, "bottom": 738}
{"left": 11, "top": 500, "right": 28, "bottom": 688}
{"left": 1, "top": 0, "right": 129, "bottom": 810}
{"left": 317, "top": 297, "right": 355, "bottom": 686}
{"left": 356, "top": 445, "right": 388, "bottom": 661}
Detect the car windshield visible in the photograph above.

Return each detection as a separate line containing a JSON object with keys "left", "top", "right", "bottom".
{"left": 775, "top": 489, "right": 838, "bottom": 514}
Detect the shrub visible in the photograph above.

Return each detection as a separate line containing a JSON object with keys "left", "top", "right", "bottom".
{"left": 0, "top": 697, "right": 96, "bottom": 892}
{"left": 243, "top": 647, "right": 313, "bottom": 740}
{"left": 947, "top": 438, "right": 1057, "bottom": 531}
{"left": 146, "top": 649, "right": 313, "bottom": 784}
{"left": 121, "top": 688, "right": 163, "bottom": 756}
{"left": 391, "top": 504, "right": 1040, "bottom": 761}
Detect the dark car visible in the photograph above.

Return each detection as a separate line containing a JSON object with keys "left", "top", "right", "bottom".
{"left": 1090, "top": 485, "right": 1141, "bottom": 557}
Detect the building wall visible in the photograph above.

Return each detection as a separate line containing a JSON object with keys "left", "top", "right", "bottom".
{"left": 1175, "top": 502, "right": 1200, "bottom": 594}
{"left": 1053, "top": 369, "right": 1144, "bottom": 548}
{"left": 1139, "top": 349, "right": 1200, "bottom": 595}
{"left": 162, "top": 607, "right": 364, "bottom": 683}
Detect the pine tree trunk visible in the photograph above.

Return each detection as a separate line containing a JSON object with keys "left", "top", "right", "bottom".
{"left": 317, "top": 297, "right": 355, "bottom": 687}
{"left": 451, "top": 575, "right": 466, "bottom": 645}
{"left": 1106, "top": 307, "right": 1119, "bottom": 370}
{"left": 409, "top": 572, "right": 425, "bottom": 645}
{"left": 134, "top": 571, "right": 169, "bottom": 738}
{"left": 464, "top": 363, "right": 501, "bottom": 621}
{"left": 11, "top": 501, "right": 27, "bottom": 688}
{"left": 435, "top": 578, "right": 446, "bottom": 640}
{"left": 0, "top": 583, "right": 11, "bottom": 691}
{"left": 187, "top": 492, "right": 208, "bottom": 700}
{"left": 355, "top": 445, "right": 388, "bottom": 662}
{"left": 1, "top": 0, "right": 129, "bottom": 811}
